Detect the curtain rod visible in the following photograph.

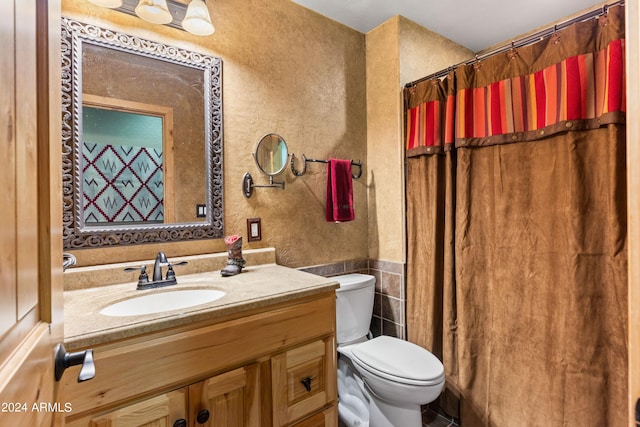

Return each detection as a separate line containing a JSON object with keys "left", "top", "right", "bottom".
{"left": 404, "top": 0, "right": 624, "bottom": 88}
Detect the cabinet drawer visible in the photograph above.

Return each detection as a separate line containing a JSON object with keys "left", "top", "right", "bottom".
{"left": 272, "top": 338, "right": 336, "bottom": 426}
{"left": 292, "top": 406, "right": 337, "bottom": 427}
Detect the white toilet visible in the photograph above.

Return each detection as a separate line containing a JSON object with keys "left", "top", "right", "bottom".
{"left": 334, "top": 273, "right": 445, "bottom": 427}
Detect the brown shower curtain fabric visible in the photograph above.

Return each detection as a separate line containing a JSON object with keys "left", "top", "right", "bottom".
{"left": 405, "top": 6, "right": 627, "bottom": 427}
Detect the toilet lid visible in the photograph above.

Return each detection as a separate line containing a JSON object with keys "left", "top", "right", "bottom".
{"left": 350, "top": 336, "right": 444, "bottom": 384}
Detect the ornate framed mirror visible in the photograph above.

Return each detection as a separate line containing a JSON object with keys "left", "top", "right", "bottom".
{"left": 61, "top": 18, "right": 223, "bottom": 249}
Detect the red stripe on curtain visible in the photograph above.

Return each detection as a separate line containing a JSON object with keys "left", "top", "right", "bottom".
{"left": 565, "top": 55, "right": 582, "bottom": 120}
{"left": 425, "top": 101, "right": 436, "bottom": 148}
{"left": 607, "top": 38, "right": 624, "bottom": 113}
{"left": 490, "top": 81, "right": 502, "bottom": 135}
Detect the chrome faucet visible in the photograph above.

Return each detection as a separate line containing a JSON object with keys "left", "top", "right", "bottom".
{"left": 124, "top": 252, "right": 188, "bottom": 290}
{"left": 152, "top": 251, "right": 169, "bottom": 282}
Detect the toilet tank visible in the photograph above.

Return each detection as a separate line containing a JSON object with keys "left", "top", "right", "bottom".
{"left": 334, "top": 274, "right": 375, "bottom": 345}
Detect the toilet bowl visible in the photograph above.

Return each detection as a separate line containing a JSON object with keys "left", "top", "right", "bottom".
{"left": 334, "top": 274, "right": 445, "bottom": 427}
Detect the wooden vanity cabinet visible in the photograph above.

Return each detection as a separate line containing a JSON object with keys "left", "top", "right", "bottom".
{"left": 70, "top": 364, "right": 260, "bottom": 427}
{"left": 63, "top": 292, "right": 337, "bottom": 427}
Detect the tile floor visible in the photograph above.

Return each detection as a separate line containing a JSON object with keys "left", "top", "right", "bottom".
{"left": 421, "top": 404, "right": 459, "bottom": 427}
{"left": 337, "top": 404, "right": 459, "bottom": 427}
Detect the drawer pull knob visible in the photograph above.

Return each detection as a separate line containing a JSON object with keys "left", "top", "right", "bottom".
{"left": 196, "top": 409, "right": 210, "bottom": 424}
{"left": 300, "top": 376, "right": 314, "bottom": 392}
{"left": 173, "top": 419, "right": 187, "bottom": 427}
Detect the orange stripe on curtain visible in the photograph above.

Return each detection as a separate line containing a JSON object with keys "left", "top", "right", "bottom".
{"left": 473, "top": 87, "right": 486, "bottom": 137}
{"left": 453, "top": 38, "right": 625, "bottom": 145}
{"left": 534, "top": 69, "right": 546, "bottom": 130}
{"left": 544, "top": 63, "right": 558, "bottom": 126}
{"left": 445, "top": 93, "right": 456, "bottom": 144}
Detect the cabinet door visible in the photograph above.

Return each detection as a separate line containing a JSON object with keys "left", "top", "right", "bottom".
{"left": 76, "top": 388, "right": 187, "bottom": 427}
{"left": 272, "top": 338, "right": 337, "bottom": 426}
{"left": 189, "top": 363, "right": 261, "bottom": 427}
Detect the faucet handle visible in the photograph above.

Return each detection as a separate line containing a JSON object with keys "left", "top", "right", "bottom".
{"left": 165, "top": 264, "right": 176, "bottom": 281}
{"left": 124, "top": 265, "right": 149, "bottom": 285}
{"left": 165, "top": 261, "right": 188, "bottom": 281}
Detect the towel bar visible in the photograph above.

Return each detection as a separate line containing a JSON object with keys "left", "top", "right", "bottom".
{"left": 290, "top": 154, "right": 362, "bottom": 179}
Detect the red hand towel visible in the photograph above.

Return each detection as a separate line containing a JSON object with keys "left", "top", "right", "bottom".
{"left": 326, "top": 158, "right": 354, "bottom": 222}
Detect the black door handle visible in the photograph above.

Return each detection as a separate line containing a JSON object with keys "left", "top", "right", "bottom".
{"left": 54, "top": 343, "right": 95, "bottom": 382}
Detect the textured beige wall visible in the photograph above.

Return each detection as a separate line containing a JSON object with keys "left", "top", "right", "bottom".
{"left": 62, "top": 0, "right": 367, "bottom": 268}
{"left": 365, "top": 16, "right": 473, "bottom": 263}
{"left": 399, "top": 16, "right": 474, "bottom": 86}
{"left": 365, "top": 18, "right": 403, "bottom": 262}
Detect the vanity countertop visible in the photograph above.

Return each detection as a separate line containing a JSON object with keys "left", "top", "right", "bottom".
{"left": 64, "top": 263, "right": 338, "bottom": 349}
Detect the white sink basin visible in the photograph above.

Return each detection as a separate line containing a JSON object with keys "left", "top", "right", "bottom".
{"left": 100, "top": 289, "right": 226, "bottom": 317}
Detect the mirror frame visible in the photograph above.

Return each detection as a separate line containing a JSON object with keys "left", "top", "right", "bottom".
{"left": 61, "top": 18, "right": 224, "bottom": 249}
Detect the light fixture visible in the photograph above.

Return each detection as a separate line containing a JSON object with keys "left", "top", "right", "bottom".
{"left": 182, "top": 0, "right": 215, "bottom": 36}
{"left": 85, "top": 0, "right": 215, "bottom": 36}
{"left": 135, "top": 0, "right": 173, "bottom": 25}
{"left": 87, "top": 0, "right": 123, "bottom": 7}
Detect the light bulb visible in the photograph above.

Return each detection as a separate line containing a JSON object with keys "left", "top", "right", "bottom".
{"left": 182, "top": 0, "right": 215, "bottom": 36}
{"left": 135, "top": 0, "right": 173, "bottom": 25}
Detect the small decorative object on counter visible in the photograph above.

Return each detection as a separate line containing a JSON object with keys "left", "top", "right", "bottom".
{"left": 221, "top": 235, "right": 246, "bottom": 277}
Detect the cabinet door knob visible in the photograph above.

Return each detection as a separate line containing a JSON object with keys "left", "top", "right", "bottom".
{"left": 173, "top": 419, "right": 187, "bottom": 427}
{"left": 300, "top": 376, "right": 314, "bottom": 392}
{"left": 196, "top": 409, "right": 210, "bottom": 424}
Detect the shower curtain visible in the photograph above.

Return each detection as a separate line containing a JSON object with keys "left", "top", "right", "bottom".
{"left": 405, "top": 5, "right": 627, "bottom": 426}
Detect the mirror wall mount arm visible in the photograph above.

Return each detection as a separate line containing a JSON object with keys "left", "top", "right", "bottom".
{"left": 242, "top": 173, "right": 284, "bottom": 198}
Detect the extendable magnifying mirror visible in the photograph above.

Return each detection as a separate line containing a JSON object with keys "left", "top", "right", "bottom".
{"left": 243, "top": 133, "right": 288, "bottom": 198}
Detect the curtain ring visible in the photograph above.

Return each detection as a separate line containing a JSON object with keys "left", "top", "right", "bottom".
{"left": 290, "top": 153, "right": 307, "bottom": 176}
{"left": 551, "top": 25, "right": 561, "bottom": 44}
{"left": 599, "top": 7, "right": 609, "bottom": 27}
{"left": 508, "top": 41, "right": 518, "bottom": 59}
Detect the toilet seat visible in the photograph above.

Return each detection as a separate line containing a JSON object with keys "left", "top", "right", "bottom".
{"left": 349, "top": 336, "right": 445, "bottom": 386}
